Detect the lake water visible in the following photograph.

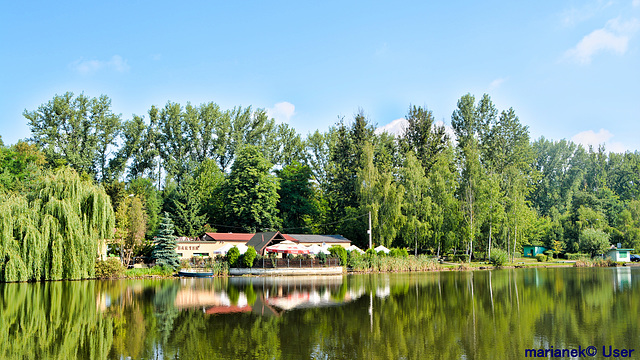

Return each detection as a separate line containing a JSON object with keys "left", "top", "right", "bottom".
{"left": 1, "top": 267, "right": 638, "bottom": 359}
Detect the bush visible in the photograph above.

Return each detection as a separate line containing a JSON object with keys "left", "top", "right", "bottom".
{"left": 124, "top": 265, "right": 175, "bottom": 278}
{"left": 566, "top": 253, "right": 590, "bottom": 260}
{"left": 489, "top": 249, "right": 509, "bottom": 267}
{"left": 95, "top": 258, "right": 124, "bottom": 279}
{"left": 329, "top": 245, "right": 348, "bottom": 266}
{"left": 544, "top": 250, "right": 554, "bottom": 259}
{"left": 316, "top": 251, "right": 327, "bottom": 264}
{"left": 242, "top": 246, "right": 257, "bottom": 268}
{"left": 389, "top": 248, "right": 409, "bottom": 258}
{"left": 536, "top": 254, "right": 547, "bottom": 262}
{"left": 452, "top": 254, "right": 469, "bottom": 262}
{"left": 226, "top": 246, "right": 240, "bottom": 267}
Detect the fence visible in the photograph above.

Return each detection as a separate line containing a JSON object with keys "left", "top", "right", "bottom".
{"left": 253, "top": 257, "right": 340, "bottom": 268}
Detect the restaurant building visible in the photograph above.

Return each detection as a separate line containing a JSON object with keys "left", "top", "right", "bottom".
{"left": 176, "top": 232, "right": 351, "bottom": 259}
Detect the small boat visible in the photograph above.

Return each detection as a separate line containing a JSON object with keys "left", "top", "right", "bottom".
{"left": 178, "top": 269, "right": 215, "bottom": 277}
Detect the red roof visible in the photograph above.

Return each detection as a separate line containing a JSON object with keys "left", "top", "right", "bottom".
{"left": 282, "top": 234, "right": 297, "bottom": 241}
{"left": 204, "top": 232, "right": 254, "bottom": 241}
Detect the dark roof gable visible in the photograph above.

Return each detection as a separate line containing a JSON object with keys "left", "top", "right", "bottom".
{"left": 245, "top": 232, "right": 288, "bottom": 254}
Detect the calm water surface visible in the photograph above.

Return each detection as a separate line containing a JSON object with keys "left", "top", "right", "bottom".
{"left": 1, "top": 267, "right": 638, "bottom": 359}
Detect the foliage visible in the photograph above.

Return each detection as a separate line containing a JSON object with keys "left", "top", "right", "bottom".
{"left": 14, "top": 91, "right": 640, "bottom": 267}
{"left": 95, "top": 258, "right": 125, "bottom": 279}
{"left": 24, "top": 92, "right": 122, "bottom": 181}
{"left": 242, "top": 246, "right": 257, "bottom": 268}
{"left": 579, "top": 228, "right": 611, "bottom": 258}
{"left": 277, "top": 162, "right": 320, "bottom": 232}
{"left": 329, "top": 245, "right": 348, "bottom": 266}
{"left": 565, "top": 253, "right": 589, "bottom": 260}
{"left": 226, "top": 246, "right": 241, "bottom": 268}
{"left": 0, "top": 167, "right": 114, "bottom": 282}
{"left": 535, "top": 254, "right": 547, "bottom": 262}
{"left": 113, "top": 194, "right": 147, "bottom": 266}
{"left": 123, "top": 265, "right": 175, "bottom": 278}
{"left": 152, "top": 213, "right": 180, "bottom": 270}
{"left": 489, "top": 249, "right": 509, "bottom": 267}
{"left": 222, "top": 145, "right": 281, "bottom": 232}
{"left": 389, "top": 248, "right": 409, "bottom": 258}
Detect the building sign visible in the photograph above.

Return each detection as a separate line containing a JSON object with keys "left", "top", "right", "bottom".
{"left": 177, "top": 245, "right": 200, "bottom": 251}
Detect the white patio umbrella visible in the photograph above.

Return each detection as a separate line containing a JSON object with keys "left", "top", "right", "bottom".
{"left": 374, "top": 245, "right": 390, "bottom": 254}
{"left": 213, "top": 243, "right": 249, "bottom": 255}
{"left": 347, "top": 245, "right": 365, "bottom": 254}
{"left": 266, "top": 240, "right": 310, "bottom": 254}
{"left": 307, "top": 244, "right": 331, "bottom": 255}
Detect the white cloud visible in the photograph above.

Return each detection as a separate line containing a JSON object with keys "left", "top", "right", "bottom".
{"left": 634, "top": 0, "right": 640, "bottom": 7}
{"left": 70, "top": 55, "right": 130, "bottom": 74}
{"left": 375, "top": 118, "right": 456, "bottom": 142}
{"left": 489, "top": 78, "right": 506, "bottom": 91}
{"left": 571, "top": 128, "right": 628, "bottom": 152}
{"left": 266, "top": 102, "right": 296, "bottom": 123}
{"left": 560, "top": 0, "right": 613, "bottom": 27}
{"left": 564, "top": 18, "right": 640, "bottom": 64}
{"left": 375, "top": 118, "right": 406, "bottom": 136}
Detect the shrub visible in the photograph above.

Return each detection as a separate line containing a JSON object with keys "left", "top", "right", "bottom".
{"left": 544, "top": 250, "right": 554, "bottom": 259}
{"left": 124, "top": 265, "right": 175, "bottom": 278}
{"left": 226, "top": 246, "right": 240, "bottom": 267}
{"left": 329, "top": 246, "right": 348, "bottom": 266}
{"left": 489, "top": 249, "right": 509, "bottom": 267}
{"left": 536, "top": 254, "right": 547, "bottom": 262}
{"left": 316, "top": 251, "right": 327, "bottom": 264}
{"left": 365, "top": 248, "right": 377, "bottom": 257}
{"left": 242, "top": 246, "right": 257, "bottom": 268}
{"left": 95, "top": 258, "right": 124, "bottom": 279}
{"left": 389, "top": 248, "right": 409, "bottom": 258}
{"left": 566, "top": 253, "right": 590, "bottom": 260}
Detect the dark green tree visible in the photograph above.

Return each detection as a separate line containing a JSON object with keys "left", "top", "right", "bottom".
{"left": 222, "top": 145, "right": 280, "bottom": 232}
{"left": 152, "top": 212, "right": 180, "bottom": 269}
{"left": 400, "top": 105, "right": 448, "bottom": 174}
{"left": 277, "top": 162, "right": 319, "bottom": 232}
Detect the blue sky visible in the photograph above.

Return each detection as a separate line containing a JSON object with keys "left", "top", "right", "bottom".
{"left": 1, "top": 1, "right": 639, "bottom": 152}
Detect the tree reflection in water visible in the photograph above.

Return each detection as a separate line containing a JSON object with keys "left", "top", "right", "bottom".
{"left": 0, "top": 268, "right": 638, "bottom": 359}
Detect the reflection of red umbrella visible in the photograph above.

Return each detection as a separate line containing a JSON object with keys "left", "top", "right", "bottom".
{"left": 265, "top": 240, "right": 310, "bottom": 254}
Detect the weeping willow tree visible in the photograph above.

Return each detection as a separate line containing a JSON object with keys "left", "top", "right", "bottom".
{"left": 0, "top": 167, "right": 114, "bottom": 282}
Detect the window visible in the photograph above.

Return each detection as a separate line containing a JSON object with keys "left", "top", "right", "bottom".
{"left": 193, "top": 253, "right": 210, "bottom": 257}
{"left": 619, "top": 251, "right": 628, "bottom": 258}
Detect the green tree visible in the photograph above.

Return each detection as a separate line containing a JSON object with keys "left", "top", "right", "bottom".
{"left": 0, "top": 141, "right": 46, "bottom": 193}
{"left": 222, "top": 145, "right": 280, "bottom": 232}
{"left": 114, "top": 195, "right": 147, "bottom": 266}
{"left": 400, "top": 105, "right": 448, "bottom": 174}
{"left": 152, "top": 212, "right": 179, "bottom": 270}
{"left": 128, "top": 177, "right": 162, "bottom": 238}
{"left": 399, "top": 152, "right": 430, "bottom": 254}
{"left": 277, "top": 162, "right": 319, "bottom": 232}
{"left": 452, "top": 94, "right": 488, "bottom": 262}
{"left": 0, "top": 167, "right": 115, "bottom": 281}
{"left": 358, "top": 142, "right": 403, "bottom": 248}
{"left": 24, "top": 92, "right": 122, "bottom": 181}
{"left": 579, "top": 228, "right": 611, "bottom": 258}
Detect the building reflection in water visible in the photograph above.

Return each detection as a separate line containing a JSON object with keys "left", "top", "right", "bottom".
{"left": 173, "top": 275, "right": 369, "bottom": 316}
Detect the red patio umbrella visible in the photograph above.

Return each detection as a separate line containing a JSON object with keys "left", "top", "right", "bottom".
{"left": 265, "top": 240, "right": 310, "bottom": 254}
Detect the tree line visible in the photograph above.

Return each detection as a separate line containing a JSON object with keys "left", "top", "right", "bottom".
{"left": 2, "top": 91, "right": 639, "bottom": 268}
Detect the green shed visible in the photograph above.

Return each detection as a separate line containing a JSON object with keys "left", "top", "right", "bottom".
{"left": 523, "top": 245, "right": 547, "bottom": 258}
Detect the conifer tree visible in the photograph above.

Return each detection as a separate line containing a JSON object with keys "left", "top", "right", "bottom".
{"left": 152, "top": 212, "right": 179, "bottom": 269}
